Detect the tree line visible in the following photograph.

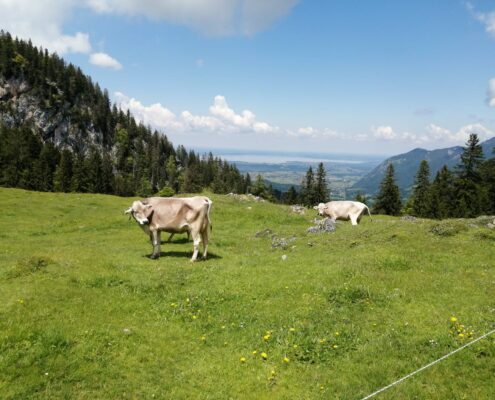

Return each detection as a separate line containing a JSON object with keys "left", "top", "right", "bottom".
{"left": 0, "top": 31, "right": 250, "bottom": 197}
{"left": 372, "top": 133, "right": 495, "bottom": 218}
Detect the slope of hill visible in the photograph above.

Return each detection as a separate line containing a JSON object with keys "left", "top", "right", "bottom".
{"left": 351, "top": 137, "right": 495, "bottom": 197}
{"left": 0, "top": 32, "right": 247, "bottom": 197}
{"left": 1, "top": 187, "right": 494, "bottom": 399}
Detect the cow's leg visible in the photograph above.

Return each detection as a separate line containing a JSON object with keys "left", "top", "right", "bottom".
{"left": 350, "top": 215, "right": 358, "bottom": 226}
{"left": 201, "top": 229, "right": 209, "bottom": 259}
{"left": 167, "top": 233, "right": 175, "bottom": 242}
{"left": 151, "top": 230, "right": 161, "bottom": 259}
{"left": 190, "top": 232, "right": 201, "bottom": 262}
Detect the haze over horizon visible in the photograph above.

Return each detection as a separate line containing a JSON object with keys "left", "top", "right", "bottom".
{"left": 1, "top": 0, "right": 495, "bottom": 155}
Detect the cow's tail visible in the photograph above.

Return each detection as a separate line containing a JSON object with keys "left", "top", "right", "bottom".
{"left": 205, "top": 198, "right": 213, "bottom": 232}
{"left": 365, "top": 205, "right": 372, "bottom": 221}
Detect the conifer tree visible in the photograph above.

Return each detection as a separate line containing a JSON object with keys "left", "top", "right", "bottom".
{"left": 284, "top": 186, "right": 299, "bottom": 204}
{"left": 314, "top": 162, "right": 329, "bottom": 204}
{"left": 428, "top": 165, "right": 455, "bottom": 219}
{"left": 373, "top": 163, "right": 402, "bottom": 215}
{"left": 301, "top": 166, "right": 315, "bottom": 207}
{"left": 354, "top": 192, "right": 367, "bottom": 204}
{"left": 454, "top": 133, "right": 484, "bottom": 217}
{"left": 53, "top": 150, "right": 73, "bottom": 192}
{"left": 411, "top": 160, "right": 431, "bottom": 217}
{"left": 479, "top": 147, "right": 495, "bottom": 214}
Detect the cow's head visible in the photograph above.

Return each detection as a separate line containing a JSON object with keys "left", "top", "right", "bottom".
{"left": 124, "top": 200, "right": 153, "bottom": 226}
{"left": 313, "top": 203, "right": 326, "bottom": 216}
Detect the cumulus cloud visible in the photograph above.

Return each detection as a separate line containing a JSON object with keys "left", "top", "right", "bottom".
{"left": 422, "top": 123, "right": 494, "bottom": 143}
{"left": 0, "top": 0, "right": 91, "bottom": 54}
{"left": 468, "top": 2, "right": 495, "bottom": 38}
{"left": 115, "top": 93, "right": 279, "bottom": 135}
{"left": 86, "top": 0, "right": 299, "bottom": 36}
{"left": 372, "top": 125, "right": 396, "bottom": 140}
{"left": 0, "top": 0, "right": 124, "bottom": 70}
{"left": 89, "top": 52, "right": 123, "bottom": 70}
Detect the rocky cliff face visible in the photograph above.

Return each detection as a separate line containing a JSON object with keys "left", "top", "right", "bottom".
{"left": 0, "top": 77, "right": 104, "bottom": 151}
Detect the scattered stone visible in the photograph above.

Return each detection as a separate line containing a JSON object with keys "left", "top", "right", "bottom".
{"left": 281, "top": 254, "right": 287, "bottom": 261}
{"left": 227, "top": 193, "right": 266, "bottom": 202}
{"left": 401, "top": 215, "right": 417, "bottom": 222}
{"left": 271, "top": 235, "right": 296, "bottom": 249}
{"left": 290, "top": 205, "right": 306, "bottom": 215}
{"left": 255, "top": 228, "right": 273, "bottom": 237}
{"left": 307, "top": 218, "right": 336, "bottom": 234}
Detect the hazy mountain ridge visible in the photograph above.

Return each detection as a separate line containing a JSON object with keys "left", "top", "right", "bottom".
{"left": 352, "top": 137, "right": 495, "bottom": 197}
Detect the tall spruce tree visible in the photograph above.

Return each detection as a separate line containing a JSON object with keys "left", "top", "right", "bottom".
{"left": 314, "top": 162, "right": 329, "bottom": 204}
{"left": 411, "top": 160, "right": 431, "bottom": 217}
{"left": 53, "top": 150, "right": 73, "bottom": 192}
{"left": 428, "top": 165, "right": 455, "bottom": 219}
{"left": 480, "top": 147, "right": 495, "bottom": 214}
{"left": 284, "top": 185, "right": 299, "bottom": 205}
{"left": 373, "top": 163, "right": 402, "bottom": 215}
{"left": 301, "top": 166, "right": 316, "bottom": 207}
{"left": 454, "top": 133, "right": 484, "bottom": 217}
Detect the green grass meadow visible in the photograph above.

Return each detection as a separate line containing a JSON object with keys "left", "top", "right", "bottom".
{"left": 0, "top": 187, "right": 494, "bottom": 399}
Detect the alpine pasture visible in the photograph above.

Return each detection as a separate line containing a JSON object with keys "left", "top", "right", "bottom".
{"left": 0, "top": 187, "right": 494, "bottom": 399}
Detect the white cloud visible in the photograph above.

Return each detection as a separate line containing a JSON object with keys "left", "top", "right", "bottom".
{"left": 89, "top": 52, "right": 123, "bottom": 70}
{"left": 372, "top": 125, "right": 396, "bottom": 140}
{"left": 0, "top": 0, "right": 91, "bottom": 54}
{"left": 115, "top": 92, "right": 278, "bottom": 135}
{"left": 86, "top": 0, "right": 299, "bottom": 36}
{"left": 422, "top": 123, "right": 494, "bottom": 143}
{"left": 468, "top": 2, "right": 495, "bottom": 38}
{"left": 0, "top": 0, "right": 124, "bottom": 70}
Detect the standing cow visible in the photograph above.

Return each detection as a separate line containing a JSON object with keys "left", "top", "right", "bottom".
{"left": 125, "top": 196, "right": 212, "bottom": 261}
{"left": 314, "top": 201, "right": 372, "bottom": 225}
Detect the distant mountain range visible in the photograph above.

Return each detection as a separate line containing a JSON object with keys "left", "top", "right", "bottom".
{"left": 351, "top": 137, "right": 495, "bottom": 197}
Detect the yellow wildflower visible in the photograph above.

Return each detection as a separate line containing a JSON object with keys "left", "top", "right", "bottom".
{"left": 450, "top": 316, "right": 457, "bottom": 322}
{"left": 261, "top": 352, "right": 268, "bottom": 360}
{"left": 240, "top": 357, "right": 246, "bottom": 363}
{"left": 289, "top": 327, "right": 296, "bottom": 332}
{"left": 283, "top": 357, "right": 290, "bottom": 363}
{"left": 263, "top": 334, "right": 271, "bottom": 341}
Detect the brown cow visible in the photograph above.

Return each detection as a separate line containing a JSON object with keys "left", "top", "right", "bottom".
{"left": 125, "top": 196, "right": 212, "bottom": 261}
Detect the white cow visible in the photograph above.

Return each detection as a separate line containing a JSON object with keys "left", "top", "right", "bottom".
{"left": 314, "top": 201, "right": 372, "bottom": 225}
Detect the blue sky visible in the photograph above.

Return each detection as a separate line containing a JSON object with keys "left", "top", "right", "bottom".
{"left": 1, "top": 0, "right": 495, "bottom": 155}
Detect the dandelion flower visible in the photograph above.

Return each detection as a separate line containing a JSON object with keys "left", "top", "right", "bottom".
{"left": 252, "top": 350, "right": 257, "bottom": 355}
{"left": 261, "top": 352, "right": 268, "bottom": 360}
{"left": 458, "top": 333, "right": 465, "bottom": 338}
{"left": 283, "top": 357, "right": 290, "bottom": 363}
{"left": 192, "top": 315, "right": 197, "bottom": 320}
{"left": 289, "top": 327, "right": 296, "bottom": 332}
{"left": 333, "top": 344, "right": 338, "bottom": 349}
{"left": 240, "top": 357, "right": 246, "bottom": 363}
{"left": 201, "top": 336, "right": 206, "bottom": 341}
{"left": 263, "top": 334, "right": 271, "bottom": 341}
{"left": 334, "top": 331, "right": 340, "bottom": 336}
{"left": 450, "top": 316, "right": 457, "bottom": 322}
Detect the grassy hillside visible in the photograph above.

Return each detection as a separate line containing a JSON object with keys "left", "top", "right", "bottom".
{"left": 0, "top": 188, "right": 494, "bottom": 399}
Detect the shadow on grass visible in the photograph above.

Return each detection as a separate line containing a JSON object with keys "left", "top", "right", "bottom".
{"left": 161, "top": 238, "right": 190, "bottom": 244}
{"left": 143, "top": 251, "right": 222, "bottom": 260}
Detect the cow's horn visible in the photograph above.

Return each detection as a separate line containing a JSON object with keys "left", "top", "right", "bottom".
{"left": 124, "top": 207, "right": 133, "bottom": 215}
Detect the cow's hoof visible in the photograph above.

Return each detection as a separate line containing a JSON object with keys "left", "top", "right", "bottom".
{"left": 150, "top": 253, "right": 159, "bottom": 260}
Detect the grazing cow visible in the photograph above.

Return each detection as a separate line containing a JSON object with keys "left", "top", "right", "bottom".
{"left": 125, "top": 196, "right": 212, "bottom": 261}
{"left": 313, "top": 201, "right": 372, "bottom": 225}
